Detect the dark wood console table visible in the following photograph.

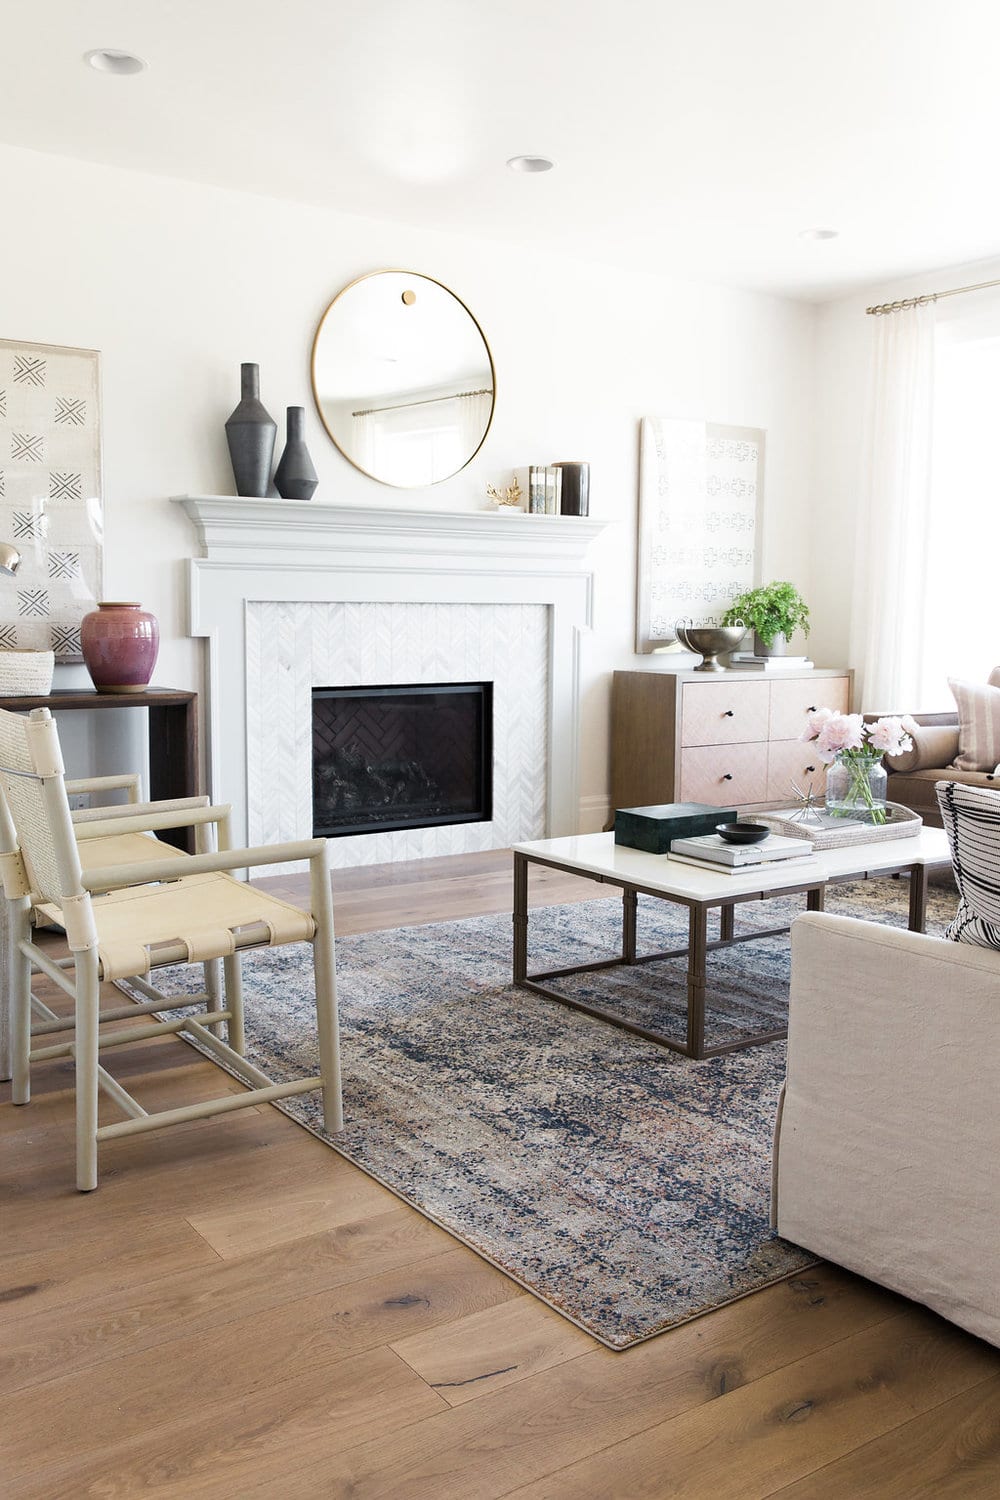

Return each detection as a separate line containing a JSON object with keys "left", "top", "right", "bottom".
{"left": 0, "top": 687, "right": 199, "bottom": 851}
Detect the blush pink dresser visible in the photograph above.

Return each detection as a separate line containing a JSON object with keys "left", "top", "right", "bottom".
{"left": 610, "top": 667, "right": 853, "bottom": 814}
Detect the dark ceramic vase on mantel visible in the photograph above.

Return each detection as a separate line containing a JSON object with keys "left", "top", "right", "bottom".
{"left": 274, "top": 405, "right": 319, "bottom": 501}
{"left": 225, "top": 363, "right": 277, "bottom": 498}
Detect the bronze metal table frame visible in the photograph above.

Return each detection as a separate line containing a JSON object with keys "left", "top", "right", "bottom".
{"left": 513, "top": 848, "right": 929, "bottom": 1060}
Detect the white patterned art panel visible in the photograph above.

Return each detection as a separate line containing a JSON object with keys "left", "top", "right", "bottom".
{"left": 0, "top": 339, "right": 103, "bottom": 660}
{"left": 636, "top": 417, "right": 763, "bottom": 652}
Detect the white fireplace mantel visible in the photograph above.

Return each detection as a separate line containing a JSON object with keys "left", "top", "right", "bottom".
{"left": 173, "top": 496, "right": 610, "bottom": 858}
{"left": 172, "top": 494, "right": 608, "bottom": 565}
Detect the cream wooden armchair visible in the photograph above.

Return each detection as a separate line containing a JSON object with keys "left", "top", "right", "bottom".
{"left": 0, "top": 757, "right": 236, "bottom": 1083}
{"left": 0, "top": 705, "right": 342, "bottom": 1191}
{"left": 0, "top": 783, "right": 232, "bottom": 1087}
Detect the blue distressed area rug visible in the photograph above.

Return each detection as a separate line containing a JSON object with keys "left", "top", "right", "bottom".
{"left": 137, "top": 879, "right": 954, "bottom": 1349}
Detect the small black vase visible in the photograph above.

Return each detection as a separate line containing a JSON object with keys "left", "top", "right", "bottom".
{"left": 274, "top": 406, "right": 319, "bottom": 501}
{"left": 225, "top": 363, "right": 277, "bottom": 498}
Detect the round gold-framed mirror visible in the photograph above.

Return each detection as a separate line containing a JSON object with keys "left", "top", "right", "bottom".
{"left": 310, "top": 270, "right": 495, "bottom": 489}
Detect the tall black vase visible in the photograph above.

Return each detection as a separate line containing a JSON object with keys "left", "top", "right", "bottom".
{"left": 274, "top": 406, "right": 319, "bottom": 501}
{"left": 225, "top": 363, "right": 277, "bottom": 498}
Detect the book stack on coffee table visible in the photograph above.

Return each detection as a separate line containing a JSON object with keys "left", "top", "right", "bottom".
{"left": 668, "top": 832, "right": 817, "bottom": 874}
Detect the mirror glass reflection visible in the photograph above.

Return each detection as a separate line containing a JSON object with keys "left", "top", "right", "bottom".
{"left": 311, "top": 271, "right": 495, "bottom": 488}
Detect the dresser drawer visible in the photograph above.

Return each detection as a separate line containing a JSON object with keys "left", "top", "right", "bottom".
{"left": 679, "top": 743, "right": 769, "bottom": 806}
{"left": 681, "top": 680, "right": 770, "bottom": 747}
{"left": 766, "top": 739, "right": 830, "bottom": 803}
{"left": 769, "top": 675, "right": 850, "bottom": 741}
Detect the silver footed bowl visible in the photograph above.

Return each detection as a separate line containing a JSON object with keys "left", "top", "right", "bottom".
{"left": 674, "top": 622, "right": 747, "bottom": 672}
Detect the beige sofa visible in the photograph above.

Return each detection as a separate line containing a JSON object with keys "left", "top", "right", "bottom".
{"left": 773, "top": 911, "right": 1000, "bottom": 1349}
{"left": 873, "top": 668, "right": 1000, "bottom": 826}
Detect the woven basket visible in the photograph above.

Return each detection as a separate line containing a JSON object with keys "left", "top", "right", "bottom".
{"left": 744, "top": 802, "right": 923, "bottom": 850}
{"left": 0, "top": 649, "right": 55, "bottom": 696}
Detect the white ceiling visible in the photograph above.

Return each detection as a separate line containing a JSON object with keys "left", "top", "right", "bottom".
{"left": 5, "top": 0, "right": 1000, "bottom": 301}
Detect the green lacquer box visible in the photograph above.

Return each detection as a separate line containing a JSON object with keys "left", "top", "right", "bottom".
{"left": 613, "top": 802, "right": 738, "bottom": 855}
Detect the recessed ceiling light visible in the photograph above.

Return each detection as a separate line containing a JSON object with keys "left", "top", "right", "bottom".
{"left": 798, "top": 227, "right": 839, "bottom": 242}
{"left": 507, "top": 155, "right": 555, "bottom": 174}
{"left": 85, "top": 49, "right": 147, "bottom": 76}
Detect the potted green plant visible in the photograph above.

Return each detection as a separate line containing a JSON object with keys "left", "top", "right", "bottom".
{"left": 721, "top": 580, "right": 810, "bottom": 656}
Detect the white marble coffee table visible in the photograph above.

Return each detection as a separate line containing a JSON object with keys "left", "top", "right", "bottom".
{"left": 512, "top": 827, "right": 951, "bottom": 1060}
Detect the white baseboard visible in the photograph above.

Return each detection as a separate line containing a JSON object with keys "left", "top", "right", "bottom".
{"left": 578, "top": 794, "right": 611, "bottom": 834}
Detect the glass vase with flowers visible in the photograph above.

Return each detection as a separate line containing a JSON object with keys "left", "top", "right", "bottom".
{"left": 801, "top": 710, "right": 914, "bottom": 824}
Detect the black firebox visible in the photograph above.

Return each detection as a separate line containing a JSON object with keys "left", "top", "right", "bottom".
{"left": 312, "top": 682, "right": 493, "bottom": 838}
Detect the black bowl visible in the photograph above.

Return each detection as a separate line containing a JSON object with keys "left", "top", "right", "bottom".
{"left": 716, "top": 821, "right": 771, "bottom": 845}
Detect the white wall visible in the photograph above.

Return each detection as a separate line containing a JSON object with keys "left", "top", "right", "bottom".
{"left": 0, "top": 142, "right": 817, "bottom": 824}
{"left": 810, "top": 251, "right": 1000, "bottom": 680}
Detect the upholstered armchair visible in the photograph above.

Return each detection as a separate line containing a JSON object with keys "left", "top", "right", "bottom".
{"left": 773, "top": 905, "right": 1000, "bottom": 1348}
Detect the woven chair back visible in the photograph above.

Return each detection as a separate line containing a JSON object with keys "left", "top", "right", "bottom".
{"left": 0, "top": 707, "right": 85, "bottom": 906}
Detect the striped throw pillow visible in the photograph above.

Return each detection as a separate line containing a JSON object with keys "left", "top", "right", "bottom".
{"left": 937, "top": 781, "right": 1000, "bottom": 949}
{"left": 949, "top": 676, "right": 1000, "bottom": 771}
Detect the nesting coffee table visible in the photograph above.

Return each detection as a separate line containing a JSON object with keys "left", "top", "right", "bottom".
{"left": 512, "top": 827, "right": 951, "bottom": 1060}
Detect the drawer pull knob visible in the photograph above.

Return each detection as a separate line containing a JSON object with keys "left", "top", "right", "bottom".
{"left": 723, "top": 709, "right": 735, "bottom": 717}
{"left": 806, "top": 705, "right": 818, "bottom": 713}
{"left": 722, "top": 773, "right": 734, "bottom": 781}
{"left": 805, "top": 764, "right": 816, "bottom": 773}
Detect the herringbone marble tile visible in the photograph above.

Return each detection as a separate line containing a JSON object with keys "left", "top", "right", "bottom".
{"left": 246, "top": 601, "right": 549, "bottom": 871}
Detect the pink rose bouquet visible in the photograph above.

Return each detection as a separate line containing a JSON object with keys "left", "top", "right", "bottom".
{"left": 801, "top": 709, "right": 913, "bottom": 823}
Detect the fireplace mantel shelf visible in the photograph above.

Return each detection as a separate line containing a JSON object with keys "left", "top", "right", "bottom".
{"left": 172, "top": 495, "right": 609, "bottom": 562}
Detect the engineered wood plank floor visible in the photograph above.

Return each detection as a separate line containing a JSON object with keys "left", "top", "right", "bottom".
{"left": 2, "top": 849, "right": 997, "bottom": 1499}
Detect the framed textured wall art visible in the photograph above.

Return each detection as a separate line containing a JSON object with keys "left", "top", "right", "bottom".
{"left": 0, "top": 338, "right": 103, "bottom": 662}
{"left": 635, "top": 416, "right": 764, "bottom": 653}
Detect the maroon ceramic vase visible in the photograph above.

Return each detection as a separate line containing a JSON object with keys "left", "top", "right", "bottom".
{"left": 81, "top": 602, "right": 160, "bottom": 694}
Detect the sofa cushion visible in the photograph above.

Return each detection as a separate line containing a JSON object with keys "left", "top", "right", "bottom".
{"left": 898, "top": 766, "right": 1000, "bottom": 791}
{"left": 887, "top": 767, "right": 998, "bottom": 829}
{"left": 885, "top": 721, "right": 959, "bottom": 774}
{"left": 950, "top": 675, "right": 1000, "bottom": 772}
{"left": 936, "top": 781, "right": 1000, "bottom": 949}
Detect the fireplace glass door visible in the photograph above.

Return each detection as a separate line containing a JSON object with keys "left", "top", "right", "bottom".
{"left": 312, "top": 682, "right": 493, "bottom": 837}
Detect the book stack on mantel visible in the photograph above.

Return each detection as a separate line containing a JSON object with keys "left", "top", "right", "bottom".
{"left": 524, "top": 465, "right": 561, "bottom": 515}
{"left": 727, "top": 653, "right": 814, "bottom": 671}
{"left": 668, "top": 832, "right": 817, "bottom": 875}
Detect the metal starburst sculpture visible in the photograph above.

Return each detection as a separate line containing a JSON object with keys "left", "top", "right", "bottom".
{"left": 787, "top": 777, "right": 825, "bottom": 824}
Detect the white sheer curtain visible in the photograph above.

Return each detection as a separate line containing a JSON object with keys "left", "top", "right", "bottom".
{"left": 918, "top": 301, "right": 1000, "bottom": 706}
{"left": 351, "top": 388, "right": 490, "bottom": 486}
{"left": 352, "top": 409, "right": 377, "bottom": 473}
{"left": 851, "top": 302, "right": 936, "bottom": 710}
{"left": 454, "top": 389, "right": 492, "bottom": 455}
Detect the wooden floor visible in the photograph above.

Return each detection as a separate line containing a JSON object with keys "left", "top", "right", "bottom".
{"left": 2, "top": 849, "right": 999, "bottom": 1498}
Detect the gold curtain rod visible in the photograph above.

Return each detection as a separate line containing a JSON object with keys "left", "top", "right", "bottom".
{"left": 866, "top": 275, "right": 1000, "bottom": 316}
{"left": 352, "top": 388, "right": 491, "bottom": 418}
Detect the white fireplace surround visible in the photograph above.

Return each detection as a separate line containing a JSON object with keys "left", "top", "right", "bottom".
{"left": 173, "top": 497, "right": 608, "bottom": 864}
{"left": 246, "top": 598, "right": 549, "bottom": 869}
